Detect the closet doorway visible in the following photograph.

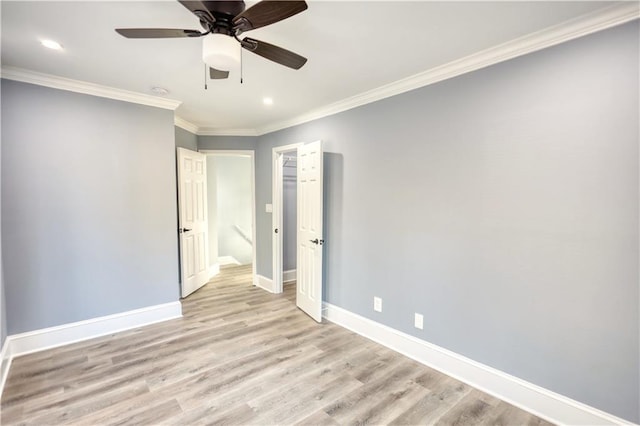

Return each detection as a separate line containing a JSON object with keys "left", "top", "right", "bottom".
{"left": 272, "top": 143, "right": 303, "bottom": 293}
{"left": 202, "top": 150, "right": 256, "bottom": 282}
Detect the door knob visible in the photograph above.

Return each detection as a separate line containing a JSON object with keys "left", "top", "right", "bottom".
{"left": 179, "top": 228, "right": 192, "bottom": 233}
{"left": 310, "top": 239, "right": 325, "bottom": 245}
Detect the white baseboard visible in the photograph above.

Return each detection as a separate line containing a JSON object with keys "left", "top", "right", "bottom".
{"left": 255, "top": 274, "right": 275, "bottom": 293}
{"left": 0, "top": 338, "right": 12, "bottom": 399}
{"left": 218, "top": 256, "right": 241, "bottom": 266}
{"left": 323, "top": 302, "right": 631, "bottom": 426}
{"left": 283, "top": 269, "right": 296, "bottom": 283}
{"left": 0, "top": 301, "right": 182, "bottom": 399}
{"left": 209, "top": 263, "right": 220, "bottom": 280}
{"left": 7, "top": 301, "right": 182, "bottom": 358}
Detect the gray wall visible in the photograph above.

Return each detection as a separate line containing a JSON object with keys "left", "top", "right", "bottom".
{"left": 175, "top": 126, "right": 198, "bottom": 151}
{"left": 1, "top": 79, "right": 180, "bottom": 334}
{"left": 283, "top": 154, "right": 297, "bottom": 271}
{"left": 199, "top": 135, "right": 257, "bottom": 151}
{"left": 251, "top": 21, "right": 639, "bottom": 422}
{"left": 212, "top": 156, "right": 253, "bottom": 265}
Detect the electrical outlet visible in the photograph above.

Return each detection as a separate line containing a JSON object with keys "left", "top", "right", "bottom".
{"left": 374, "top": 297, "right": 382, "bottom": 312}
{"left": 414, "top": 313, "right": 424, "bottom": 330}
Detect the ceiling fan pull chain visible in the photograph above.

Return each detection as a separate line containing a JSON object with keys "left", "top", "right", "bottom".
{"left": 204, "top": 64, "right": 208, "bottom": 90}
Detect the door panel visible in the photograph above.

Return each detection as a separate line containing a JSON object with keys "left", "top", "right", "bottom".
{"left": 177, "top": 148, "right": 210, "bottom": 298}
{"left": 297, "top": 141, "right": 323, "bottom": 322}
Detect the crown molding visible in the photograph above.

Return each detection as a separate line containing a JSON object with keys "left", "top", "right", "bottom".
{"left": 198, "top": 127, "right": 259, "bottom": 137}
{"left": 1, "top": 66, "right": 182, "bottom": 111}
{"left": 174, "top": 116, "right": 199, "bottom": 134}
{"left": 5, "top": 2, "right": 635, "bottom": 137}
{"left": 248, "top": 2, "right": 638, "bottom": 136}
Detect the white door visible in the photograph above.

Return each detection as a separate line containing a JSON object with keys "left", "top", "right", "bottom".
{"left": 297, "top": 140, "right": 324, "bottom": 322}
{"left": 177, "top": 148, "right": 210, "bottom": 298}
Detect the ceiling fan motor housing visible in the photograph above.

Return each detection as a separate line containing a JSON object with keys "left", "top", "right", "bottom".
{"left": 197, "top": 1, "right": 245, "bottom": 34}
{"left": 203, "top": 1, "right": 245, "bottom": 17}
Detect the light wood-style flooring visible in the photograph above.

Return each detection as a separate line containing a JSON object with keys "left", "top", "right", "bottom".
{"left": 1, "top": 265, "right": 553, "bottom": 425}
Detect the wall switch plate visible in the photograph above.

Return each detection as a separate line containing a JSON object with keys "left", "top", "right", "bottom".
{"left": 414, "top": 313, "right": 424, "bottom": 330}
{"left": 265, "top": 203, "right": 273, "bottom": 213}
{"left": 374, "top": 297, "right": 382, "bottom": 312}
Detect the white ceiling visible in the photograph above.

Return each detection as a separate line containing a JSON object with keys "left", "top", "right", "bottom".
{"left": 0, "top": 1, "right": 625, "bottom": 133}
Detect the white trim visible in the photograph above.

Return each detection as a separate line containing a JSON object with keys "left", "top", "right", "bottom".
{"left": 209, "top": 263, "right": 220, "bottom": 280}
{"left": 217, "top": 256, "right": 241, "bottom": 266}
{"left": 283, "top": 269, "right": 297, "bottom": 283}
{"left": 0, "top": 338, "right": 12, "bottom": 399}
{"left": 1, "top": 66, "right": 182, "bottom": 110}
{"left": 249, "top": 152, "right": 257, "bottom": 285}
{"left": 185, "top": 3, "right": 639, "bottom": 137}
{"left": 273, "top": 151, "right": 284, "bottom": 294}
{"left": 175, "top": 116, "right": 199, "bottom": 134}
{"left": 7, "top": 302, "right": 182, "bottom": 358}
{"left": 323, "top": 302, "right": 634, "bottom": 426}
{"left": 198, "top": 128, "right": 258, "bottom": 137}
{"left": 271, "top": 142, "right": 306, "bottom": 154}
{"left": 201, "top": 151, "right": 251, "bottom": 158}
{"left": 255, "top": 275, "right": 275, "bottom": 294}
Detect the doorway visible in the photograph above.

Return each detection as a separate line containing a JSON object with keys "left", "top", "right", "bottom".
{"left": 202, "top": 150, "right": 256, "bottom": 284}
{"left": 272, "top": 143, "right": 303, "bottom": 293}
{"left": 282, "top": 153, "right": 298, "bottom": 285}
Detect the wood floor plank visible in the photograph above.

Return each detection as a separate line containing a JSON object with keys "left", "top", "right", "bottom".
{"left": 482, "top": 400, "right": 555, "bottom": 426}
{"left": 321, "top": 359, "right": 426, "bottom": 423}
{"left": 388, "top": 376, "right": 472, "bottom": 425}
{"left": 1, "top": 264, "right": 554, "bottom": 425}
{"left": 22, "top": 382, "right": 150, "bottom": 425}
{"left": 250, "top": 373, "right": 363, "bottom": 424}
{"left": 295, "top": 409, "right": 341, "bottom": 426}
{"left": 435, "top": 389, "right": 499, "bottom": 426}
{"left": 78, "top": 397, "right": 182, "bottom": 426}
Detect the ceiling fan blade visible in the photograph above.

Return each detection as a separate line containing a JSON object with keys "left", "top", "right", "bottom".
{"left": 241, "top": 37, "right": 307, "bottom": 69}
{"left": 115, "top": 28, "right": 203, "bottom": 38}
{"left": 233, "top": 1, "right": 307, "bottom": 32}
{"left": 178, "top": 1, "right": 215, "bottom": 23}
{"left": 209, "top": 67, "right": 230, "bottom": 79}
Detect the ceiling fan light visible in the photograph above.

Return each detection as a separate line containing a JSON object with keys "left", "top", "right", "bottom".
{"left": 202, "top": 34, "right": 240, "bottom": 71}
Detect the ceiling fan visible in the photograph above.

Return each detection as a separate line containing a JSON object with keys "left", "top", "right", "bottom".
{"left": 116, "top": 0, "right": 308, "bottom": 80}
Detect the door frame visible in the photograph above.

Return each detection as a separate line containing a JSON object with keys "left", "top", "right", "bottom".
{"left": 272, "top": 142, "right": 304, "bottom": 294}
{"left": 200, "top": 149, "right": 257, "bottom": 286}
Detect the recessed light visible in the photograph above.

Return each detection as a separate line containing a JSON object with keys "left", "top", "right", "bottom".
{"left": 40, "top": 39, "right": 63, "bottom": 50}
{"left": 151, "top": 86, "right": 169, "bottom": 96}
{"left": 263, "top": 97, "right": 273, "bottom": 106}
